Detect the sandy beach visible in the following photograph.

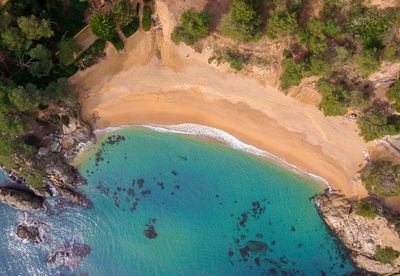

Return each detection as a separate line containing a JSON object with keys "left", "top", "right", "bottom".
{"left": 71, "top": 21, "right": 370, "bottom": 198}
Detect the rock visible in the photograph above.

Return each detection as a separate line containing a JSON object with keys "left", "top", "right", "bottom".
{"left": 0, "top": 187, "right": 43, "bottom": 210}
{"left": 54, "top": 186, "right": 92, "bottom": 208}
{"left": 144, "top": 225, "right": 158, "bottom": 239}
{"left": 30, "top": 185, "right": 52, "bottom": 198}
{"left": 16, "top": 225, "right": 41, "bottom": 243}
{"left": 246, "top": 241, "right": 268, "bottom": 255}
{"left": 38, "top": 147, "right": 49, "bottom": 156}
{"left": 317, "top": 194, "right": 400, "bottom": 274}
{"left": 46, "top": 243, "right": 91, "bottom": 270}
{"left": 50, "top": 141, "right": 62, "bottom": 153}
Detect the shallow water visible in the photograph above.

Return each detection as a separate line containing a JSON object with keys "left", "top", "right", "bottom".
{"left": 0, "top": 127, "right": 357, "bottom": 275}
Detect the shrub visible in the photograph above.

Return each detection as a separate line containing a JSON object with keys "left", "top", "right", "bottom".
{"left": 316, "top": 78, "right": 349, "bottom": 116}
{"left": 142, "top": 6, "right": 152, "bottom": 32}
{"left": 309, "top": 55, "right": 330, "bottom": 76}
{"left": 357, "top": 50, "right": 381, "bottom": 77}
{"left": 171, "top": 10, "right": 212, "bottom": 46}
{"left": 349, "top": 90, "right": 370, "bottom": 111}
{"left": 324, "top": 20, "right": 341, "bottom": 38}
{"left": 112, "top": 0, "right": 135, "bottom": 26}
{"left": 387, "top": 77, "right": 400, "bottom": 112}
{"left": 280, "top": 59, "right": 305, "bottom": 91}
{"left": 219, "top": 0, "right": 262, "bottom": 42}
{"left": 121, "top": 16, "right": 140, "bottom": 37}
{"left": 374, "top": 246, "right": 400, "bottom": 264}
{"left": 384, "top": 42, "right": 400, "bottom": 63}
{"left": 357, "top": 108, "right": 399, "bottom": 141}
{"left": 309, "top": 34, "right": 328, "bottom": 54}
{"left": 356, "top": 200, "right": 378, "bottom": 219}
{"left": 110, "top": 35, "right": 124, "bottom": 51}
{"left": 90, "top": 13, "right": 117, "bottom": 41}
{"left": 361, "top": 160, "right": 400, "bottom": 197}
{"left": 265, "top": 8, "right": 298, "bottom": 39}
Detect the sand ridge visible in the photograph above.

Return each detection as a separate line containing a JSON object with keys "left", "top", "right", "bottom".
{"left": 71, "top": 16, "right": 370, "bottom": 198}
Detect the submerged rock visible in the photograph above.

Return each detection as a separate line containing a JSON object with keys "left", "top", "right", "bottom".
{"left": 46, "top": 243, "right": 91, "bottom": 270}
{"left": 0, "top": 187, "right": 43, "bottom": 210}
{"left": 16, "top": 225, "right": 41, "bottom": 243}
{"left": 144, "top": 225, "right": 158, "bottom": 239}
{"left": 317, "top": 194, "right": 400, "bottom": 274}
{"left": 246, "top": 241, "right": 268, "bottom": 255}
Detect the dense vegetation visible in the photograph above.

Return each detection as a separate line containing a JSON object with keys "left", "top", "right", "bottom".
{"left": 0, "top": 0, "right": 89, "bottom": 188}
{"left": 171, "top": 10, "right": 212, "bottom": 46}
{"left": 142, "top": 6, "right": 152, "bottom": 32}
{"left": 360, "top": 160, "right": 400, "bottom": 197}
{"left": 374, "top": 246, "right": 400, "bottom": 264}
{"left": 356, "top": 200, "right": 378, "bottom": 219}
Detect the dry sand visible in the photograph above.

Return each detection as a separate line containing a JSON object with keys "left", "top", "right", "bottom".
{"left": 71, "top": 24, "right": 371, "bottom": 198}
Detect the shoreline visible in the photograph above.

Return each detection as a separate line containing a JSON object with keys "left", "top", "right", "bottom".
{"left": 92, "top": 123, "right": 333, "bottom": 192}
{"left": 71, "top": 28, "right": 369, "bottom": 198}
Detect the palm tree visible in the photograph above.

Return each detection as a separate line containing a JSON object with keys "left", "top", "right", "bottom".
{"left": 89, "top": 13, "right": 116, "bottom": 41}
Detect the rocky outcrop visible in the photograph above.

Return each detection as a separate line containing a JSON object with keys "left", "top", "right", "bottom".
{"left": 46, "top": 243, "right": 91, "bottom": 270}
{"left": 317, "top": 194, "right": 400, "bottom": 275}
{"left": 54, "top": 186, "right": 93, "bottom": 208}
{"left": 16, "top": 225, "right": 41, "bottom": 243}
{"left": 0, "top": 187, "right": 43, "bottom": 210}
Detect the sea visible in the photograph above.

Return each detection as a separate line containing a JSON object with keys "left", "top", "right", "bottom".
{"left": 0, "top": 126, "right": 358, "bottom": 275}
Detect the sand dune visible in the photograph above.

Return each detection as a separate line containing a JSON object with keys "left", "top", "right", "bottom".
{"left": 71, "top": 26, "right": 370, "bottom": 198}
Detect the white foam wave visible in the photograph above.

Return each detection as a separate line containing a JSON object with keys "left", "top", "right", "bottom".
{"left": 94, "top": 123, "right": 332, "bottom": 193}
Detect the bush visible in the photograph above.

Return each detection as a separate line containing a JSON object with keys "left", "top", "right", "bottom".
{"left": 110, "top": 35, "right": 124, "bottom": 51}
{"left": 90, "top": 13, "right": 117, "bottom": 41}
{"left": 142, "top": 6, "right": 152, "bottom": 32}
{"left": 171, "top": 9, "right": 212, "bottom": 46}
{"left": 357, "top": 108, "right": 399, "bottom": 141}
{"left": 356, "top": 200, "right": 378, "bottom": 219}
{"left": 219, "top": 0, "right": 262, "bottom": 42}
{"left": 383, "top": 42, "right": 400, "bottom": 63}
{"left": 387, "top": 77, "right": 400, "bottom": 112}
{"left": 280, "top": 59, "right": 305, "bottom": 91}
{"left": 112, "top": 0, "right": 135, "bottom": 26}
{"left": 374, "top": 246, "right": 400, "bottom": 264}
{"left": 349, "top": 90, "right": 370, "bottom": 111}
{"left": 357, "top": 49, "right": 381, "bottom": 77}
{"left": 309, "top": 34, "right": 328, "bottom": 54}
{"left": 121, "top": 16, "right": 140, "bottom": 38}
{"left": 265, "top": 8, "right": 298, "bottom": 39}
{"left": 309, "top": 55, "right": 330, "bottom": 76}
{"left": 360, "top": 160, "right": 400, "bottom": 197}
{"left": 316, "top": 78, "right": 349, "bottom": 116}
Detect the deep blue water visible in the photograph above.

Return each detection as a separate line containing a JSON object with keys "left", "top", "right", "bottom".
{"left": 0, "top": 127, "right": 357, "bottom": 275}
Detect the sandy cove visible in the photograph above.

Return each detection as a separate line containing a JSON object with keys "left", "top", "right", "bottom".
{"left": 71, "top": 26, "right": 370, "bottom": 198}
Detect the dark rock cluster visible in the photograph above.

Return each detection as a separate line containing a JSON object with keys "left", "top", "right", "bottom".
{"left": 46, "top": 243, "right": 91, "bottom": 270}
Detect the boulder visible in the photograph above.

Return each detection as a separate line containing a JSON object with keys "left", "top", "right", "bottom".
{"left": 46, "top": 243, "right": 91, "bottom": 270}
{"left": 0, "top": 187, "right": 43, "bottom": 210}
{"left": 16, "top": 225, "right": 41, "bottom": 243}
{"left": 144, "top": 225, "right": 158, "bottom": 239}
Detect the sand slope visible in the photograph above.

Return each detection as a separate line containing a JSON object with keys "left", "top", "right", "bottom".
{"left": 71, "top": 12, "right": 370, "bottom": 197}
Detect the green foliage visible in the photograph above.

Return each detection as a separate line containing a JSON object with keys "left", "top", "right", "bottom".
{"left": 357, "top": 108, "right": 399, "bottom": 142}
{"left": 112, "top": 0, "right": 135, "bottom": 26}
{"left": 316, "top": 78, "right": 349, "bottom": 116}
{"left": 356, "top": 200, "right": 378, "bottom": 219}
{"left": 142, "top": 6, "right": 152, "bottom": 32}
{"left": 121, "top": 16, "right": 140, "bottom": 38}
{"left": 309, "top": 55, "right": 330, "bottom": 76}
{"left": 266, "top": 8, "right": 298, "bottom": 39}
{"left": 171, "top": 10, "right": 212, "bottom": 46}
{"left": 346, "top": 6, "right": 394, "bottom": 50}
{"left": 387, "top": 76, "right": 400, "bottom": 112}
{"left": 0, "top": 114, "right": 32, "bottom": 135}
{"left": 307, "top": 19, "right": 325, "bottom": 36}
{"left": 45, "top": 78, "right": 78, "bottom": 107}
{"left": 349, "top": 90, "right": 370, "bottom": 111}
{"left": 280, "top": 59, "right": 305, "bottom": 91}
{"left": 324, "top": 20, "right": 341, "bottom": 38}
{"left": 384, "top": 42, "right": 400, "bottom": 63}
{"left": 8, "top": 84, "right": 39, "bottom": 112}
{"left": 0, "top": 27, "right": 28, "bottom": 53}
{"left": 357, "top": 49, "right": 381, "bottom": 76}
{"left": 58, "top": 37, "right": 82, "bottom": 66}
{"left": 321, "top": 0, "right": 344, "bottom": 18}
{"left": 110, "top": 35, "right": 124, "bottom": 51}
{"left": 309, "top": 34, "right": 328, "bottom": 54}
{"left": 219, "top": 0, "right": 262, "bottom": 42}
{"left": 17, "top": 15, "right": 54, "bottom": 40}
{"left": 374, "top": 246, "right": 400, "bottom": 264}
{"left": 90, "top": 13, "right": 117, "bottom": 41}
{"left": 0, "top": 85, "right": 15, "bottom": 112}
{"left": 282, "top": 49, "right": 292, "bottom": 59}
{"left": 27, "top": 44, "right": 54, "bottom": 77}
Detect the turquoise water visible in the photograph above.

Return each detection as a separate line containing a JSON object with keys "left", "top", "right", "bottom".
{"left": 0, "top": 127, "right": 357, "bottom": 275}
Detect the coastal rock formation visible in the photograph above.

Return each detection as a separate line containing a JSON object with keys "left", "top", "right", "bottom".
{"left": 46, "top": 243, "right": 91, "bottom": 270}
{"left": 16, "top": 225, "right": 41, "bottom": 243}
{"left": 54, "top": 186, "right": 93, "bottom": 208}
{"left": 0, "top": 187, "right": 43, "bottom": 210}
{"left": 317, "top": 194, "right": 400, "bottom": 275}
{"left": 144, "top": 225, "right": 158, "bottom": 239}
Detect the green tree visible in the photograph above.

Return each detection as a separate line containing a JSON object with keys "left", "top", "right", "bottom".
{"left": 309, "top": 55, "right": 330, "bottom": 76}
{"left": 374, "top": 246, "right": 400, "bottom": 264}
{"left": 112, "top": 0, "right": 135, "bottom": 26}
{"left": 387, "top": 77, "right": 400, "bottom": 112}
{"left": 361, "top": 160, "right": 400, "bottom": 197}
{"left": 171, "top": 9, "right": 212, "bottom": 46}
{"left": 324, "top": 20, "right": 341, "bottom": 38}
{"left": 219, "top": 0, "right": 262, "bottom": 42}
{"left": 90, "top": 13, "right": 117, "bottom": 41}
{"left": 0, "top": 85, "right": 15, "bottom": 112}
{"left": 27, "top": 44, "right": 54, "bottom": 77}
{"left": 357, "top": 108, "right": 399, "bottom": 141}
{"left": 45, "top": 78, "right": 78, "bottom": 107}
{"left": 8, "top": 84, "right": 40, "bottom": 112}
{"left": 266, "top": 8, "right": 298, "bottom": 39}
{"left": 142, "top": 6, "right": 152, "bottom": 32}
{"left": 280, "top": 58, "right": 305, "bottom": 91}
{"left": 356, "top": 200, "right": 378, "bottom": 219}
{"left": 316, "top": 78, "right": 349, "bottom": 116}
{"left": 58, "top": 37, "right": 83, "bottom": 66}
{"left": 0, "top": 113, "right": 31, "bottom": 135}
{"left": 1, "top": 27, "right": 29, "bottom": 53}
{"left": 309, "top": 34, "right": 328, "bottom": 54}
{"left": 357, "top": 49, "right": 381, "bottom": 76}
{"left": 349, "top": 90, "right": 370, "bottom": 111}
{"left": 384, "top": 42, "right": 400, "bottom": 63}
{"left": 17, "top": 15, "right": 54, "bottom": 40}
